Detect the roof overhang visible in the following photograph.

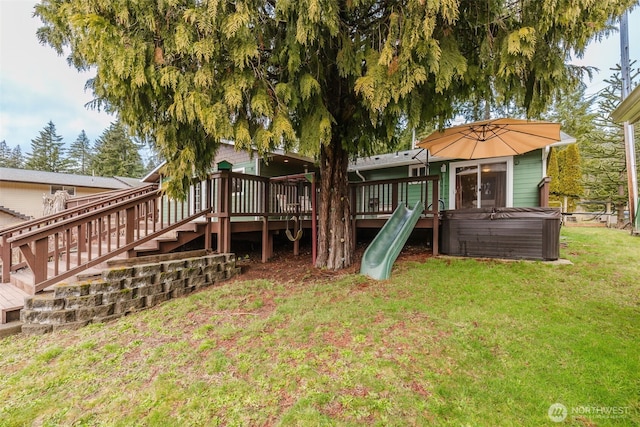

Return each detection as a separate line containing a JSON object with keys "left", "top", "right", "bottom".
{"left": 141, "top": 145, "right": 317, "bottom": 183}
{"left": 612, "top": 84, "right": 640, "bottom": 124}
{"left": 548, "top": 131, "right": 577, "bottom": 148}
{"left": 349, "top": 148, "right": 452, "bottom": 172}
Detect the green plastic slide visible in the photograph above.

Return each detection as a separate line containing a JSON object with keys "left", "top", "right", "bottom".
{"left": 360, "top": 201, "right": 425, "bottom": 280}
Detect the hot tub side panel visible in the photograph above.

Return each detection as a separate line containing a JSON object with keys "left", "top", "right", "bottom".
{"left": 440, "top": 208, "right": 560, "bottom": 260}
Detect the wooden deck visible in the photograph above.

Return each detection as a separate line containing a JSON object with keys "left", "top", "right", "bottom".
{"left": 0, "top": 282, "right": 28, "bottom": 323}
{"left": 0, "top": 172, "right": 440, "bottom": 324}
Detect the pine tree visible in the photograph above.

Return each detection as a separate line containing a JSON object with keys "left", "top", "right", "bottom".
{"left": 24, "top": 121, "right": 71, "bottom": 172}
{"left": 67, "top": 130, "right": 93, "bottom": 175}
{"left": 91, "top": 121, "right": 145, "bottom": 178}
{"left": 36, "top": 0, "right": 637, "bottom": 269}
{"left": 9, "top": 145, "right": 25, "bottom": 169}
{"left": 0, "top": 140, "right": 10, "bottom": 167}
{"left": 581, "top": 66, "right": 640, "bottom": 224}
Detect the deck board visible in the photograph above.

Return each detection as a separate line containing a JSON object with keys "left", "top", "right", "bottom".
{"left": 0, "top": 283, "right": 28, "bottom": 323}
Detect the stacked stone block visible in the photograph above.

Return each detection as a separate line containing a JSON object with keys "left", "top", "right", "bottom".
{"left": 21, "top": 253, "right": 240, "bottom": 335}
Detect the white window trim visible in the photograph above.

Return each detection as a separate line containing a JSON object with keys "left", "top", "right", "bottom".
{"left": 50, "top": 185, "right": 75, "bottom": 196}
{"left": 409, "top": 164, "right": 427, "bottom": 177}
{"left": 448, "top": 156, "right": 514, "bottom": 209}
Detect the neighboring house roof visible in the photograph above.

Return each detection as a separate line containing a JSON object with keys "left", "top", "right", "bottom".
{"left": 0, "top": 205, "right": 31, "bottom": 221}
{"left": 113, "top": 176, "right": 144, "bottom": 187}
{"left": 0, "top": 167, "right": 138, "bottom": 189}
{"left": 611, "top": 84, "right": 640, "bottom": 124}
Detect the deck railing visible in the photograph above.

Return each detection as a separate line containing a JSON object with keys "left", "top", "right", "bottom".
{"left": 350, "top": 175, "right": 440, "bottom": 217}
{"left": 207, "top": 171, "right": 315, "bottom": 218}
{"left": 2, "top": 181, "right": 209, "bottom": 293}
{"left": 1, "top": 171, "right": 438, "bottom": 293}
{"left": 0, "top": 185, "right": 158, "bottom": 283}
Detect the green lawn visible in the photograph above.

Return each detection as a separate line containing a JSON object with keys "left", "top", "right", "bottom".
{"left": 1, "top": 227, "right": 638, "bottom": 426}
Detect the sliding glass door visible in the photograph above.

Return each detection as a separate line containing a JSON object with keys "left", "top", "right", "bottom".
{"left": 451, "top": 158, "right": 511, "bottom": 209}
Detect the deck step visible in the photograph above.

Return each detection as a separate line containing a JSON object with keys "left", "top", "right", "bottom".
{"left": 1, "top": 221, "right": 206, "bottom": 315}
{"left": 0, "top": 282, "right": 29, "bottom": 324}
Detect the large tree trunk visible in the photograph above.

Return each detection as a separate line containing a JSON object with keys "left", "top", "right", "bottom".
{"left": 315, "top": 139, "right": 353, "bottom": 270}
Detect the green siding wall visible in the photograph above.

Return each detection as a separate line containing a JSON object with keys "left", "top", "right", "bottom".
{"left": 349, "top": 163, "right": 448, "bottom": 210}
{"left": 512, "top": 150, "right": 543, "bottom": 207}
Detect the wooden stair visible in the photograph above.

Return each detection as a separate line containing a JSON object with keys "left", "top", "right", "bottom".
{"left": 131, "top": 221, "right": 207, "bottom": 256}
{"left": 0, "top": 222, "right": 208, "bottom": 323}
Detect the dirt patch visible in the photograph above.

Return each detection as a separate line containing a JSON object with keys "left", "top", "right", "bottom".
{"left": 232, "top": 241, "right": 433, "bottom": 284}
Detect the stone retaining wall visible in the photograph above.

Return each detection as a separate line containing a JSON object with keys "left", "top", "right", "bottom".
{"left": 21, "top": 253, "right": 240, "bottom": 335}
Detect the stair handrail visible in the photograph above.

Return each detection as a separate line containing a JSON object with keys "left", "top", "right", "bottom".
{"left": 64, "top": 186, "right": 144, "bottom": 209}
{"left": 0, "top": 184, "right": 158, "bottom": 238}
{"left": 33, "top": 209, "right": 210, "bottom": 293}
{"left": 6, "top": 190, "right": 162, "bottom": 246}
{"left": 5, "top": 182, "right": 212, "bottom": 292}
{"left": 1, "top": 184, "right": 158, "bottom": 283}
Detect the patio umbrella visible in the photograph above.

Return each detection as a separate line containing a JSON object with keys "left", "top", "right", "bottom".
{"left": 417, "top": 118, "right": 561, "bottom": 160}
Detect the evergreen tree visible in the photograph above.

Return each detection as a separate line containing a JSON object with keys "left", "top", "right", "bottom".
{"left": 9, "top": 145, "right": 25, "bottom": 169}
{"left": 0, "top": 140, "right": 10, "bottom": 167}
{"left": 547, "top": 147, "right": 561, "bottom": 198}
{"left": 67, "top": 130, "right": 93, "bottom": 175}
{"left": 36, "top": 0, "right": 636, "bottom": 269}
{"left": 542, "top": 84, "right": 593, "bottom": 211}
{"left": 24, "top": 121, "right": 70, "bottom": 172}
{"left": 581, "top": 66, "right": 640, "bottom": 224}
{"left": 91, "top": 121, "right": 145, "bottom": 178}
{"left": 0, "top": 141, "right": 25, "bottom": 168}
{"left": 558, "top": 144, "right": 583, "bottom": 211}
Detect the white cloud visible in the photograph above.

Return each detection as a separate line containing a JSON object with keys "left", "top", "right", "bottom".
{"left": 0, "top": 0, "right": 114, "bottom": 147}
{"left": 1, "top": 1, "right": 638, "bottom": 149}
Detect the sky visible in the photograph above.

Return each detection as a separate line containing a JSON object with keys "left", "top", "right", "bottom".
{"left": 0, "top": 1, "right": 639, "bottom": 151}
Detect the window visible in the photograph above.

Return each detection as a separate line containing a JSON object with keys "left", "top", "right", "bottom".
{"left": 449, "top": 157, "right": 512, "bottom": 209}
{"left": 50, "top": 185, "right": 75, "bottom": 196}
{"left": 410, "top": 165, "right": 427, "bottom": 177}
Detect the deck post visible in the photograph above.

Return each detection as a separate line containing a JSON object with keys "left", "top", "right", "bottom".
{"left": 31, "top": 239, "right": 49, "bottom": 289}
{"left": 350, "top": 184, "right": 357, "bottom": 247}
{"left": 293, "top": 217, "right": 300, "bottom": 256}
{"left": 538, "top": 177, "right": 551, "bottom": 207}
{"left": 216, "top": 171, "right": 232, "bottom": 254}
{"left": 311, "top": 177, "right": 317, "bottom": 265}
{"left": 1, "top": 235, "right": 10, "bottom": 283}
{"left": 125, "top": 207, "right": 136, "bottom": 244}
{"left": 392, "top": 182, "right": 399, "bottom": 210}
{"left": 261, "top": 217, "right": 271, "bottom": 262}
{"left": 432, "top": 178, "right": 439, "bottom": 256}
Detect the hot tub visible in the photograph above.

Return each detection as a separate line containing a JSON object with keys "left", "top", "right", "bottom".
{"left": 440, "top": 207, "right": 562, "bottom": 260}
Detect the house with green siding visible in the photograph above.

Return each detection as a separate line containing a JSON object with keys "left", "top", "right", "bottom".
{"left": 143, "top": 141, "right": 317, "bottom": 222}
{"left": 143, "top": 141, "right": 316, "bottom": 184}
{"left": 348, "top": 131, "right": 575, "bottom": 210}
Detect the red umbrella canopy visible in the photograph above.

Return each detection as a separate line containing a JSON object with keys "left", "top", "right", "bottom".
{"left": 417, "top": 118, "right": 561, "bottom": 159}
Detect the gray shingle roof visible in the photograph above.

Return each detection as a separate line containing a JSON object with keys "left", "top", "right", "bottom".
{"left": 349, "top": 149, "right": 449, "bottom": 172}
{"left": 0, "top": 167, "right": 139, "bottom": 189}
